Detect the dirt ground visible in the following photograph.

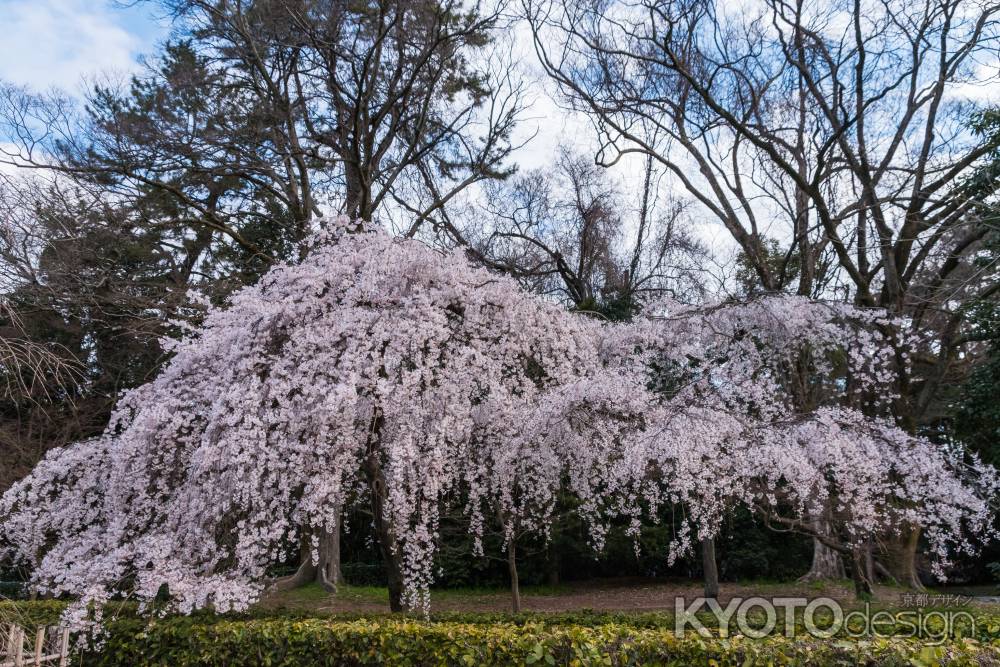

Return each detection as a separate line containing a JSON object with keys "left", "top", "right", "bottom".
{"left": 262, "top": 577, "right": 988, "bottom": 615}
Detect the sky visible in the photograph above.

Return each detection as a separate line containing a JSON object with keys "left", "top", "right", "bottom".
{"left": 0, "top": 0, "right": 169, "bottom": 93}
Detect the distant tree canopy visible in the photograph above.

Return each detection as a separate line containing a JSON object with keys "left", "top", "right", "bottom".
{"left": 952, "top": 110, "right": 1000, "bottom": 464}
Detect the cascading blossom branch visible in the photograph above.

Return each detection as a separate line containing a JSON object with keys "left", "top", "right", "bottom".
{"left": 0, "top": 218, "right": 610, "bottom": 616}
{"left": 500, "top": 295, "right": 997, "bottom": 580}
{"left": 1, "top": 217, "right": 996, "bottom": 621}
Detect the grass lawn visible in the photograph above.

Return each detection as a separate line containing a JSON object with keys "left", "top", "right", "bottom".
{"left": 261, "top": 576, "right": 998, "bottom": 616}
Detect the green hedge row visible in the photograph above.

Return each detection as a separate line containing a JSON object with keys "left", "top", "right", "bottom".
{"left": 78, "top": 617, "right": 1000, "bottom": 666}
{"left": 4, "top": 602, "right": 1000, "bottom": 665}
{"left": 5, "top": 601, "right": 998, "bottom": 633}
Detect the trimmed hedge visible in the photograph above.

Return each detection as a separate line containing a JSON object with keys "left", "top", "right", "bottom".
{"left": 0, "top": 599, "right": 69, "bottom": 627}
{"left": 3, "top": 602, "right": 1000, "bottom": 665}
{"left": 79, "top": 617, "right": 1000, "bottom": 666}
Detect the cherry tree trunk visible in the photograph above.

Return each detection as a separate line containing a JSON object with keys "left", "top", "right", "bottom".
{"left": 508, "top": 540, "right": 522, "bottom": 613}
{"left": 850, "top": 545, "right": 875, "bottom": 599}
{"left": 884, "top": 526, "right": 925, "bottom": 590}
{"left": 364, "top": 455, "right": 406, "bottom": 612}
{"left": 270, "top": 539, "right": 317, "bottom": 592}
{"left": 371, "top": 512, "right": 405, "bottom": 612}
{"left": 799, "top": 505, "right": 846, "bottom": 582}
{"left": 701, "top": 537, "right": 719, "bottom": 599}
{"left": 270, "top": 516, "right": 343, "bottom": 593}
{"left": 800, "top": 537, "right": 847, "bottom": 581}
{"left": 316, "top": 521, "right": 344, "bottom": 591}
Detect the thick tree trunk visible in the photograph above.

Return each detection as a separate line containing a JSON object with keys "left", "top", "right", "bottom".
{"left": 343, "top": 159, "right": 372, "bottom": 221}
{"left": 270, "top": 542, "right": 317, "bottom": 593}
{"left": 800, "top": 537, "right": 847, "bottom": 581}
{"left": 799, "top": 505, "right": 846, "bottom": 582}
{"left": 701, "top": 537, "right": 719, "bottom": 599}
{"left": 269, "top": 516, "right": 344, "bottom": 593}
{"left": 316, "top": 518, "right": 344, "bottom": 592}
{"left": 864, "top": 540, "right": 876, "bottom": 588}
{"left": 884, "top": 526, "right": 925, "bottom": 590}
{"left": 508, "top": 540, "right": 521, "bottom": 613}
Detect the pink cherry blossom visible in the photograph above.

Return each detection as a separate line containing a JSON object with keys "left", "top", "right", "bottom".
{"left": 1, "top": 217, "right": 994, "bottom": 622}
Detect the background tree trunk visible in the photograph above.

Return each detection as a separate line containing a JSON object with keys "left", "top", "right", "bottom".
{"left": 702, "top": 537, "right": 719, "bottom": 599}
{"left": 545, "top": 542, "right": 560, "bottom": 587}
{"left": 508, "top": 540, "right": 521, "bottom": 613}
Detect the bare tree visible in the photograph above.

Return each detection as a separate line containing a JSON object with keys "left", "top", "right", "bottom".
{"left": 528, "top": 0, "right": 1000, "bottom": 585}
{"left": 0, "top": 302, "right": 79, "bottom": 405}
{"left": 0, "top": 175, "right": 112, "bottom": 493}
{"left": 0, "top": 176, "right": 90, "bottom": 402}
{"left": 454, "top": 149, "right": 708, "bottom": 316}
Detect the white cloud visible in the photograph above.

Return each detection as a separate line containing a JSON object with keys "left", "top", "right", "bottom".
{"left": 0, "top": 0, "right": 149, "bottom": 93}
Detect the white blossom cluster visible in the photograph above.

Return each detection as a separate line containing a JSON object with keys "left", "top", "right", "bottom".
{"left": 1, "top": 218, "right": 994, "bottom": 621}
{"left": 512, "top": 297, "right": 996, "bottom": 575}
